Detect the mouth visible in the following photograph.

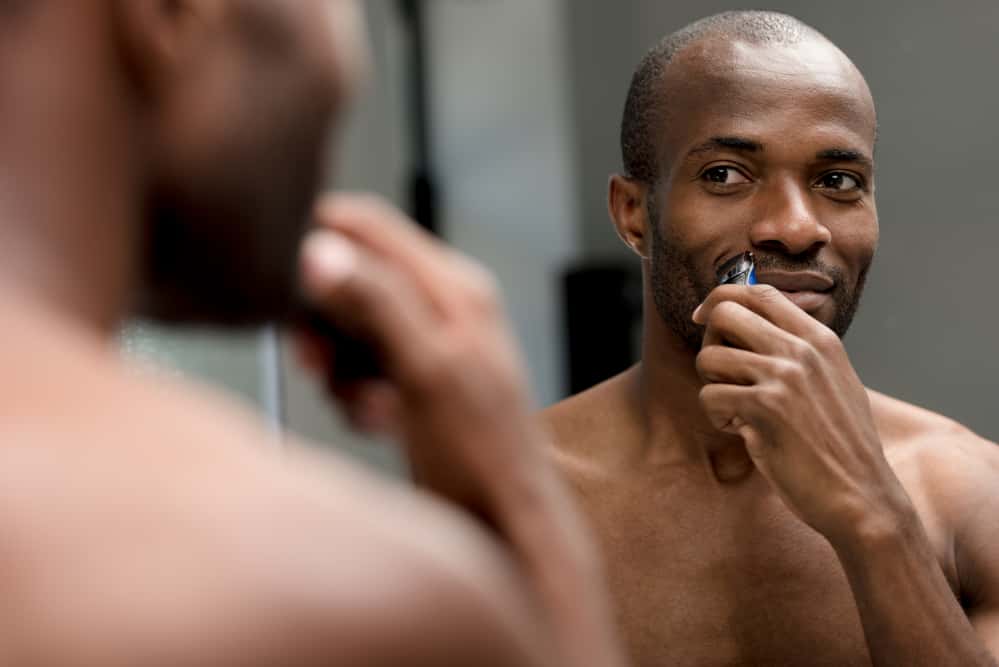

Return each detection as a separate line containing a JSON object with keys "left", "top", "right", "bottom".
{"left": 755, "top": 271, "right": 835, "bottom": 313}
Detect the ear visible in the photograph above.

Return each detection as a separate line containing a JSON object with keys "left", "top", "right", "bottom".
{"left": 608, "top": 174, "right": 652, "bottom": 259}
{"left": 111, "top": 0, "right": 222, "bottom": 96}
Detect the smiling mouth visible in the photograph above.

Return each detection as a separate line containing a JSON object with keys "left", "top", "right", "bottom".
{"left": 755, "top": 271, "right": 834, "bottom": 292}
{"left": 754, "top": 272, "right": 835, "bottom": 312}
{"left": 774, "top": 289, "right": 831, "bottom": 312}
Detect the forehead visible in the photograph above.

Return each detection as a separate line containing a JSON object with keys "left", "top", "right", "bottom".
{"left": 659, "top": 38, "right": 877, "bottom": 165}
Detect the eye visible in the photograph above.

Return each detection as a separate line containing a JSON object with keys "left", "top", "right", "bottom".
{"left": 814, "top": 171, "right": 863, "bottom": 193}
{"left": 700, "top": 166, "right": 751, "bottom": 186}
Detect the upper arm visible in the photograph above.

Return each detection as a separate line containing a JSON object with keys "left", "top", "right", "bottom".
{"left": 962, "top": 503, "right": 999, "bottom": 657}
{"left": 945, "top": 438, "right": 999, "bottom": 657}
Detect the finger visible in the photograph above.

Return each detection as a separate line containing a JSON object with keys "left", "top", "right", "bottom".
{"left": 300, "top": 229, "right": 447, "bottom": 391}
{"left": 313, "top": 194, "right": 469, "bottom": 316}
{"left": 695, "top": 345, "right": 774, "bottom": 386}
{"left": 694, "top": 284, "right": 816, "bottom": 339}
{"left": 736, "top": 423, "right": 769, "bottom": 464}
{"left": 698, "top": 384, "right": 772, "bottom": 469}
{"left": 699, "top": 383, "right": 749, "bottom": 433}
{"left": 331, "top": 380, "right": 401, "bottom": 436}
{"left": 698, "top": 383, "right": 775, "bottom": 436}
{"left": 701, "top": 300, "right": 793, "bottom": 355}
{"left": 292, "top": 328, "right": 331, "bottom": 374}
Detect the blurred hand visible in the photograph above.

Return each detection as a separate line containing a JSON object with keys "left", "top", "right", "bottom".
{"left": 297, "top": 194, "right": 545, "bottom": 512}
{"left": 297, "top": 194, "right": 629, "bottom": 667}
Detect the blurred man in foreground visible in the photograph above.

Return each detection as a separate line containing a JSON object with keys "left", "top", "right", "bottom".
{"left": 544, "top": 11, "right": 999, "bottom": 666}
{"left": 0, "top": 1, "right": 624, "bottom": 665}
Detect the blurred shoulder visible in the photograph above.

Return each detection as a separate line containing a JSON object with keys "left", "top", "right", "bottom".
{"left": 244, "top": 453, "right": 555, "bottom": 667}
{"left": 0, "top": 361, "right": 550, "bottom": 665}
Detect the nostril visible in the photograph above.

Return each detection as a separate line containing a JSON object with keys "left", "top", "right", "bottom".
{"left": 755, "top": 239, "right": 789, "bottom": 254}
{"left": 752, "top": 225, "right": 830, "bottom": 258}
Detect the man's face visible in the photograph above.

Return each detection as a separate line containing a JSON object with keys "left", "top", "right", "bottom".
{"left": 138, "top": 0, "right": 367, "bottom": 325}
{"left": 647, "top": 37, "right": 879, "bottom": 350}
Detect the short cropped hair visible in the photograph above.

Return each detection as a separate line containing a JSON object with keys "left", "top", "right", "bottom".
{"left": 620, "top": 11, "right": 826, "bottom": 184}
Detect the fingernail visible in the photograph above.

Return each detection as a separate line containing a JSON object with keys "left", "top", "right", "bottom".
{"left": 692, "top": 304, "right": 704, "bottom": 323}
{"left": 302, "top": 231, "right": 357, "bottom": 292}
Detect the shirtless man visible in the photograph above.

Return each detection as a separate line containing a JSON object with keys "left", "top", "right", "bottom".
{"left": 0, "top": 1, "right": 625, "bottom": 665}
{"left": 544, "top": 11, "right": 999, "bottom": 666}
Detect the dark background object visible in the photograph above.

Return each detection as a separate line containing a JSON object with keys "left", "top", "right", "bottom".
{"left": 563, "top": 262, "right": 643, "bottom": 395}
{"left": 397, "top": 0, "right": 440, "bottom": 236}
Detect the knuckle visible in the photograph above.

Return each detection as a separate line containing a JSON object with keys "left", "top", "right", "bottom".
{"left": 699, "top": 386, "right": 732, "bottom": 428}
{"left": 334, "top": 261, "right": 410, "bottom": 324}
{"left": 758, "top": 384, "right": 789, "bottom": 417}
{"left": 411, "top": 340, "right": 463, "bottom": 390}
{"left": 811, "top": 324, "right": 840, "bottom": 353}
{"left": 786, "top": 335, "right": 814, "bottom": 360}
{"left": 321, "top": 193, "right": 417, "bottom": 234}
{"left": 324, "top": 268, "right": 368, "bottom": 311}
{"left": 718, "top": 284, "right": 746, "bottom": 298}
{"left": 698, "top": 384, "right": 718, "bottom": 408}
{"left": 359, "top": 195, "right": 415, "bottom": 230}
{"left": 694, "top": 356, "right": 711, "bottom": 382}
{"left": 694, "top": 349, "right": 711, "bottom": 375}
{"left": 800, "top": 342, "right": 824, "bottom": 370}
{"left": 350, "top": 192, "right": 395, "bottom": 215}
{"left": 708, "top": 300, "right": 739, "bottom": 327}
{"left": 318, "top": 191, "right": 382, "bottom": 216}
{"left": 772, "top": 358, "right": 803, "bottom": 385}
{"left": 459, "top": 262, "right": 502, "bottom": 312}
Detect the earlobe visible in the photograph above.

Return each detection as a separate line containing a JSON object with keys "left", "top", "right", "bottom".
{"left": 608, "top": 174, "right": 651, "bottom": 260}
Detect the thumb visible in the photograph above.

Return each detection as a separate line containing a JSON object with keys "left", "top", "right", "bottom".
{"left": 737, "top": 423, "right": 768, "bottom": 463}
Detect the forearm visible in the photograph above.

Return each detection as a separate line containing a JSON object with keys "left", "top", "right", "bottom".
{"left": 833, "top": 505, "right": 996, "bottom": 667}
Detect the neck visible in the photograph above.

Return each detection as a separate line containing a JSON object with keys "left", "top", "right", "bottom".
{"left": 0, "top": 8, "right": 142, "bottom": 338}
{"left": 636, "top": 293, "right": 753, "bottom": 481}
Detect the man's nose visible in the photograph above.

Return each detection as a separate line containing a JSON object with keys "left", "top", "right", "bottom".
{"left": 749, "top": 180, "right": 832, "bottom": 256}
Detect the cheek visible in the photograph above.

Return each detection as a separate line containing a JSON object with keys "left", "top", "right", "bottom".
{"left": 653, "top": 217, "right": 725, "bottom": 292}
{"left": 660, "top": 183, "right": 751, "bottom": 270}
{"left": 831, "top": 210, "right": 878, "bottom": 279}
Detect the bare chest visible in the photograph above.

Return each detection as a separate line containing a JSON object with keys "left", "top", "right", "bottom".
{"left": 575, "top": 475, "right": 873, "bottom": 667}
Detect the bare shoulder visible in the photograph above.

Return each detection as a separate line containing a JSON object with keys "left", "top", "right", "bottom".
{"left": 264, "top": 448, "right": 555, "bottom": 667}
{"left": 540, "top": 366, "right": 642, "bottom": 474}
{"left": 0, "top": 360, "right": 549, "bottom": 665}
{"left": 869, "top": 389, "right": 999, "bottom": 528}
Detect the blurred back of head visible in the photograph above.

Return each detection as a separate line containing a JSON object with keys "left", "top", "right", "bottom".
{"left": 0, "top": 0, "right": 367, "bottom": 326}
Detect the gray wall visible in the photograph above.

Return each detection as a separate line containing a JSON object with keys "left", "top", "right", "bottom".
{"left": 566, "top": 1, "right": 999, "bottom": 440}
{"left": 426, "top": 0, "right": 581, "bottom": 406}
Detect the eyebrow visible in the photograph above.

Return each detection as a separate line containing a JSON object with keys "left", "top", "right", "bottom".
{"left": 815, "top": 148, "right": 874, "bottom": 169}
{"left": 685, "top": 137, "right": 874, "bottom": 169}
{"left": 686, "top": 136, "right": 763, "bottom": 157}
